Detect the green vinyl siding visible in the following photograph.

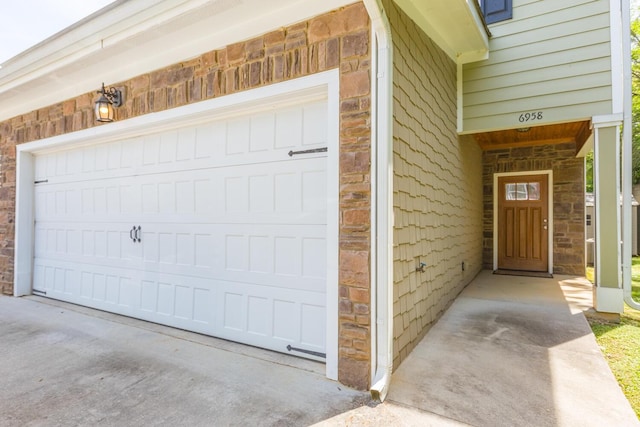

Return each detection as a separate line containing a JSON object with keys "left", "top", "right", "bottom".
{"left": 462, "top": 0, "right": 613, "bottom": 133}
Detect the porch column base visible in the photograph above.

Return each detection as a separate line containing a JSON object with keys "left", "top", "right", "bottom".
{"left": 593, "top": 286, "right": 624, "bottom": 314}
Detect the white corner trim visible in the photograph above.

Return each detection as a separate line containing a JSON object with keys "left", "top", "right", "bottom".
{"left": 594, "top": 286, "right": 624, "bottom": 313}
{"left": 13, "top": 151, "right": 35, "bottom": 297}
{"left": 610, "top": 0, "right": 624, "bottom": 114}
{"left": 457, "top": 63, "right": 464, "bottom": 133}
{"left": 620, "top": 0, "right": 640, "bottom": 310}
{"left": 492, "top": 170, "right": 554, "bottom": 273}
{"left": 14, "top": 70, "right": 341, "bottom": 380}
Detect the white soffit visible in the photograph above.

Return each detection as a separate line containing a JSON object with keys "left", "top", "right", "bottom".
{"left": 0, "top": 0, "right": 354, "bottom": 122}
{"left": 393, "top": 0, "right": 489, "bottom": 64}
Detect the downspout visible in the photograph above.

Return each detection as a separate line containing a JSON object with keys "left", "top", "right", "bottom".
{"left": 621, "top": 0, "right": 640, "bottom": 310}
{"left": 362, "top": 0, "right": 394, "bottom": 401}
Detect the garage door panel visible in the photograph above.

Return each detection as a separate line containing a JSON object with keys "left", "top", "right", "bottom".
{"left": 32, "top": 97, "right": 330, "bottom": 362}
{"left": 34, "top": 264, "right": 77, "bottom": 296}
{"left": 135, "top": 273, "right": 217, "bottom": 326}
{"left": 35, "top": 258, "right": 218, "bottom": 328}
{"left": 131, "top": 224, "right": 325, "bottom": 291}
{"left": 34, "top": 260, "right": 128, "bottom": 304}
{"left": 33, "top": 105, "right": 328, "bottom": 188}
{"left": 216, "top": 280, "right": 325, "bottom": 359}
{"left": 35, "top": 165, "right": 325, "bottom": 225}
{"left": 34, "top": 222, "right": 142, "bottom": 270}
{"left": 219, "top": 224, "right": 326, "bottom": 292}
{"left": 302, "top": 102, "right": 329, "bottom": 146}
{"left": 219, "top": 158, "right": 327, "bottom": 220}
{"left": 300, "top": 302, "right": 325, "bottom": 348}
{"left": 141, "top": 228, "right": 216, "bottom": 272}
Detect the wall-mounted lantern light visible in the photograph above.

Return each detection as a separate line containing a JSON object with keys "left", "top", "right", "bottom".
{"left": 94, "top": 83, "right": 123, "bottom": 122}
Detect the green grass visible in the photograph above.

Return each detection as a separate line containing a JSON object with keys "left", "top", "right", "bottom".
{"left": 591, "top": 317, "right": 640, "bottom": 418}
{"left": 587, "top": 259, "right": 640, "bottom": 418}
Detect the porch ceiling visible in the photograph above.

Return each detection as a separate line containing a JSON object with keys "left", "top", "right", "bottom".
{"left": 393, "top": 0, "right": 489, "bottom": 64}
{"left": 472, "top": 121, "right": 592, "bottom": 151}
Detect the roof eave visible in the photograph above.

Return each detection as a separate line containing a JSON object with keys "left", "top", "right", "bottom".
{"left": 393, "top": 0, "right": 489, "bottom": 64}
{"left": 0, "top": 0, "right": 355, "bottom": 123}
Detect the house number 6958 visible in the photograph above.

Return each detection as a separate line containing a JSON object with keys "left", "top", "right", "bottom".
{"left": 518, "top": 111, "right": 543, "bottom": 122}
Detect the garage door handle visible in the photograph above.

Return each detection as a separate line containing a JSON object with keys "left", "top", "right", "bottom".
{"left": 288, "top": 147, "right": 327, "bottom": 157}
{"left": 130, "top": 226, "right": 141, "bottom": 243}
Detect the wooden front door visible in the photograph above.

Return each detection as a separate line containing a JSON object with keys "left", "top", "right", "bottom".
{"left": 497, "top": 174, "right": 549, "bottom": 272}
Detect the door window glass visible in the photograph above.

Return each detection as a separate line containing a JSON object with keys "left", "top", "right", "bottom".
{"left": 505, "top": 182, "right": 540, "bottom": 201}
{"left": 527, "top": 183, "right": 540, "bottom": 200}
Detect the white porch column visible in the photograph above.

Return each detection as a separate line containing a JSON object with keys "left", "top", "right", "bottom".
{"left": 592, "top": 115, "right": 624, "bottom": 313}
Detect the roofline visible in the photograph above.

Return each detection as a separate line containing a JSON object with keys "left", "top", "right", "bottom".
{"left": 0, "top": 0, "right": 355, "bottom": 122}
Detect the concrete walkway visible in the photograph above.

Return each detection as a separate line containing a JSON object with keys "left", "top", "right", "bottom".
{"left": 321, "top": 271, "right": 640, "bottom": 426}
{"left": 1, "top": 271, "right": 638, "bottom": 426}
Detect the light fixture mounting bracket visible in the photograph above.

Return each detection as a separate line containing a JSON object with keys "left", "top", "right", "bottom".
{"left": 98, "top": 82, "right": 122, "bottom": 107}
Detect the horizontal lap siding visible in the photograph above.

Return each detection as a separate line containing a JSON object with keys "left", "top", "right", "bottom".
{"left": 385, "top": 0, "right": 483, "bottom": 368}
{"left": 463, "top": 0, "right": 613, "bottom": 133}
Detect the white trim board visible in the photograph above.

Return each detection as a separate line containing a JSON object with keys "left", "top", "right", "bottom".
{"left": 609, "top": 0, "right": 624, "bottom": 114}
{"left": 492, "top": 170, "right": 554, "bottom": 274}
{"left": 14, "top": 70, "right": 340, "bottom": 381}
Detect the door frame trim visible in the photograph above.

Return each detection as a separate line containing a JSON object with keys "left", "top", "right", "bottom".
{"left": 493, "top": 170, "right": 554, "bottom": 273}
{"left": 14, "top": 70, "right": 340, "bottom": 380}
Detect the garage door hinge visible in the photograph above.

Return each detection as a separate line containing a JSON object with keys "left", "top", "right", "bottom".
{"left": 34, "top": 179, "right": 48, "bottom": 184}
{"left": 286, "top": 345, "right": 326, "bottom": 359}
{"left": 288, "top": 147, "right": 328, "bottom": 157}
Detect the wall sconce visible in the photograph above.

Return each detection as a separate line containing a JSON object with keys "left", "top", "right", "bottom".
{"left": 95, "top": 83, "right": 123, "bottom": 122}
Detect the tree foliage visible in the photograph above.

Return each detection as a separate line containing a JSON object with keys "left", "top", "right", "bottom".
{"left": 586, "top": 150, "right": 593, "bottom": 192}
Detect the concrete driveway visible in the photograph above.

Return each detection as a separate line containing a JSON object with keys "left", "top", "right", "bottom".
{"left": 2, "top": 271, "right": 638, "bottom": 426}
{"left": 0, "top": 296, "right": 369, "bottom": 426}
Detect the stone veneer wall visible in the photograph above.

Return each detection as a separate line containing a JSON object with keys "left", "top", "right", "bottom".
{"left": 0, "top": 3, "right": 373, "bottom": 390}
{"left": 384, "top": 0, "right": 484, "bottom": 367}
{"left": 482, "top": 142, "right": 585, "bottom": 275}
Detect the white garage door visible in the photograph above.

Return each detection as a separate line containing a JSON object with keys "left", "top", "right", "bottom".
{"left": 31, "top": 99, "right": 329, "bottom": 361}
